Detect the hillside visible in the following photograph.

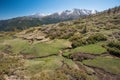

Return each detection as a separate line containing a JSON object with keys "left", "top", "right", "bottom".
{"left": 0, "top": 6, "right": 120, "bottom": 80}
{"left": 0, "top": 9, "right": 97, "bottom": 31}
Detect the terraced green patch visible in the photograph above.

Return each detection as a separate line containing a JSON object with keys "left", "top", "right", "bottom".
{"left": 83, "top": 57, "right": 120, "bottom": 75}
{"left": 22, "top": 39, "right": 71, "bottom": 57}
{"left": 64, "top": 42, "right": 107, "bottom": 56}
{"left": 73, "top": 44, "right": 106, "bottom": 54}
{"left": 0, "top": 39, "right": 30, "bottom": 54}
{"left": 25, "top": 56, "right": 62, "bottom": 74}
{"left": 25, "top": 56, "right": 78, "bottom": 75}
{"left": 29, "top": 57, "right": 91, "bottom": 80}
{"left": 0, "top": 38, "right": 71, "bottom": 57}
{"left": 22, "top": 42, "right": 59, "bottom": 56}
{"left": 0, "top": 39, "right": 26, "bottom": 54}
{"left": 0, "top": 36, "right": 13, "bottom": 43}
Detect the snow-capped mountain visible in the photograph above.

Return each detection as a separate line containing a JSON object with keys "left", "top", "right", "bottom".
{"left": 57, "top": 9, "right": 97, "bottom": 16}
{"left": 30, "top": 8, "right": 97, "bottom": 20}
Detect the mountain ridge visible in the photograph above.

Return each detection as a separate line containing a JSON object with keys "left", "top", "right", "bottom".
{"left": 0, "top": 8, "right": 97, "bottom": 31}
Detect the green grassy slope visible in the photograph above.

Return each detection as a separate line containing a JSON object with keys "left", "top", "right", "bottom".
{"left": 83, "top": 57, "right": 120, "bottom": 74}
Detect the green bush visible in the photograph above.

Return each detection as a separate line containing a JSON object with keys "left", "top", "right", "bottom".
{"left": 69, "top": 33, "right": 87, "bottom": 48}
{"left": 107, "top": 47, "right": 120, "bottom": 56}
{"left": 69, "top": 32, "right": 82, "bottom": 41}
{"left": 107, "top": 41, "right": 120, "bottom": 49}
{"left": 58, "top": 22, "right": 66, "bottom": 26}
{"left": 70, "top": 33, "right": 107, "bottom": 48}
{"left": 71, "top": 39, "right": 87, "bottom": 48}
{"left": 73, "top": 20, "right": 80, "bottom": 24}
{"left": 106, "top": 41, "right": 120, "bottom": 57}
{"left": 87, "top": 33, "right": 107, "bottom": 44}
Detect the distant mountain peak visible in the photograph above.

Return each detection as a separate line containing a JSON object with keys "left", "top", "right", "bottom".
{"left": 91, "top": 10, "right": 98, "bottom": 14}
{"left": 29, "top": 13, "right": 48, "bottom": 18}
{"left": 35, "top": 13, "right": 47, "bottom": 16}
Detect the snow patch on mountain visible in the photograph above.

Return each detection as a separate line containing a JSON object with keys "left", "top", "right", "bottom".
{"left": 30, "top": 8, "right": 98, "bottom": 19}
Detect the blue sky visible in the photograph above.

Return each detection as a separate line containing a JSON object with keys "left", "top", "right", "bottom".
{"left": 0, "top": 0, "right": 120, "bottom": 20}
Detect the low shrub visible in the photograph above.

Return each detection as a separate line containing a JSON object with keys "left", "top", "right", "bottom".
{"left": 86, "top": 33, "right": 107, "bottom": 44}
{"left": 71, "top": 39, "right": 87, "bottom": 48}
{"left": 105, "top": 41, "right": 120, "bottom": 57}
{"left": 107, "top": 41, "right": 120, "bottom": 49}
{"left": 69, "top": 33, "right": 87, "bottom": 48}
{"left": 70, "top": 33, "right": 107, "bottom": 48}
{"left": 73, "top": 20, "right": 80, "bottom": 24}
{"left": 0, "top": 54, "right": 22, "bottom": 80}
{"left": 58, "top": 22, "right": 66, "bottom": 26}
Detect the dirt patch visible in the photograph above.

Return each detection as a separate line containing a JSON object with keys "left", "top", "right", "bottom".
{"left": 22, "top": 54, "right": 57, "bottom": 59}
{"left": 70, "top": 52, "right": 96, "bottom": 61}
